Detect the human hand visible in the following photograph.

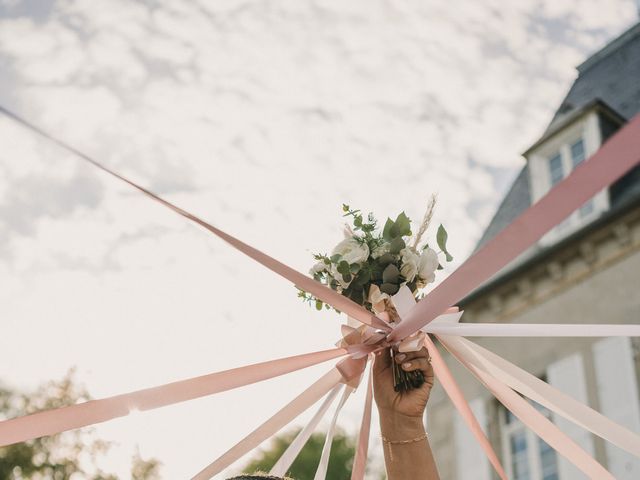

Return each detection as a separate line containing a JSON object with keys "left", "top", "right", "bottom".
{"left": 373, "top": 345, "right": 434, "bottom": 419}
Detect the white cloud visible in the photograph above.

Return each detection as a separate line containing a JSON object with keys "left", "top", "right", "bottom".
{"left": 0, "top": 0, "right": 636, "bottom": 477}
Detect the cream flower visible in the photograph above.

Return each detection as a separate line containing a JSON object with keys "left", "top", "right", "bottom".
{"left": 417, "top": 247, "right": 439, "bottom": 284}
{"left": 399, "top": 247, "right": 420, "bottom": 282}
{"left": 331, "top": 238, "right": 370, "bottom": 264}
{"left": 309, "top": 261, "right": 327, "bottom": 275}
{"left": 368, "top": 284, "right": 389, "bottom": 313}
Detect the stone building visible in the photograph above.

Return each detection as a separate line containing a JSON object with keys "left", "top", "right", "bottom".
{"left": 428, "top": 21, "right": 640, "bottom": 480}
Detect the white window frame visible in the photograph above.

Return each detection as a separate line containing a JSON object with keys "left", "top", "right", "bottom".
{"left": 500, "top": 401, "right": 560, "bottom": 480}
{"left": 527, "top": 111, "right": 610, "bottom": 245}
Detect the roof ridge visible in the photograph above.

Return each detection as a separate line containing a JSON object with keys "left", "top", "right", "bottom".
{"left": 577, "top": 21, "right": 640, "bottom": 74}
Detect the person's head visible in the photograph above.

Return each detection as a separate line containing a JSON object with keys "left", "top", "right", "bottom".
{"left": 227, "top": 476, "right": 290, "bottom": 480}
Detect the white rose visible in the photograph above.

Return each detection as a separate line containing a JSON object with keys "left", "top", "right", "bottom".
{"left": 371, "top": 243, "right": 390, "bottom": 259}
{"left": 309, "top": 261, "right": 327, "bottom": 275}
{"left": 417, "top": 247, "right": 439, "bottom": 284}
{"left": 331, "top": 238, "right": 370, "bottom": 265}
{"left": 399, "top": 247, "right": 420, "bottom": 282}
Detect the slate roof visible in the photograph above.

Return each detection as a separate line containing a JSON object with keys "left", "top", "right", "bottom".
{"left": 474, "top": 21, "right": 640, "bottom": 253}
{"left": 548, "top": 22, "right": 640, "bottom": 130}
{"left": 464, "top": 21, "right": 640, "bottom": 301}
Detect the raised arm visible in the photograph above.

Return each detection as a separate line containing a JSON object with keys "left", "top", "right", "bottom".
{"left": 373, "top": 345, "right": 440, "bottom": 480}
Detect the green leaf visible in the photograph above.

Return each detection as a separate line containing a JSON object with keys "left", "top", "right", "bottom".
{"left": 349, "top": 263, "right": 361, "bottom": 274}
{"left": 380, "top": 282, "right": 399, "bottom": 295}
{"left": 377, "top": 253, "right": 395, "bottom": 266}
{"left": 436, "top": 224, "right": 454, "bottom": 262}
{"left": 389, "top": 237, "right": 406, "bottom": 254}
{"left": 342, "top": 204, "right": 350, "bottom": 212}
{"left": 382, "top": 218, "right": 395, "bottom": 241}
{"left": 315, "top": 300, "right": 323, "bottom": 310}
{"left": 394, "top": 212, "right": 412, "bottom": 237}
{"left": 350, "top": 287, "right": 364, "bottom": 304}
{"left": 330, "top": 254, "right": 342, "bottom": 263}
{"left": 382, "top": 264, "right": 400, "bottom": 284}
{"left": 343, "top": 272, "right": 352, "bottom": 283}
{"left": 337, "top": 260, "right": 350, "bottom": 275}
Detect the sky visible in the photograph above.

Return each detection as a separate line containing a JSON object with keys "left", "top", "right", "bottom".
{"left": 0, "top": 0, "right": 638, "bottom": 478}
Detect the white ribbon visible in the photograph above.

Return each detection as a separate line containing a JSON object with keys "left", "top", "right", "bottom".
{"left": 441, "top": 335, "right": 640, "bottom": 457}
{"left": 270, "top": 385, "right": 342, "bottom": 477}
{"left": 314, "top": 384, "right": 354, "bottom": 480}
{"left": 425, "top": 323, "right": 640, "bottom": 336}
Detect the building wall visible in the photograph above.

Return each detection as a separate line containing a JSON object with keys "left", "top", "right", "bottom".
{"left": 428, "top": 204, "right": 640, "bottom": 480}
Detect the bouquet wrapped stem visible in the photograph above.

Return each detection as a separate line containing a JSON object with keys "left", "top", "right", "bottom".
{"left": 385, "top": 299, "right": 425, "bottom": 392}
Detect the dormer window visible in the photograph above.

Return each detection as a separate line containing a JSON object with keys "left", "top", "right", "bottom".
{"left": 525, "top": 104, "right": 615, "bottom": 244}
{"left": 548, "top": 153, "right": 564, "bottom": 186}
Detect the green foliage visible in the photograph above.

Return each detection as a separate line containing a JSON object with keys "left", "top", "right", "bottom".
{"left": 243, "top": 429, "right": 356, "bottom": 480}
{"left": 0, "top": 371, "right": 161, "bottom": 480}
{"left": 436, "top": 224, "right": 454, "bottom": 261}
{"left": 300, "top": 205, "right": 454, "bottom": 314}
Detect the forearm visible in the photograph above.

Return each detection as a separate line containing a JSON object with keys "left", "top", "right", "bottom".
{"left": 379, "top": 411, "right": 440, "bottom": 480}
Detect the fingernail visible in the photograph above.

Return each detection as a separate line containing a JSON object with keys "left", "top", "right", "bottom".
{"left": 396, "top": 354, "right": 406, "bottom": 362}
{"left": 403, "top": 362, "right": 411, "bottom": 369}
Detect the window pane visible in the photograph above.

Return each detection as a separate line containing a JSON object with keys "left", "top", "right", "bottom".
{"left": 538, "top": 438, "right": 559, "bottom": 480}
{"left": 510, "top": 430, "right": 531, "bottom": 480}
{"left": 548, "top": 154, "right": 564, "bottom": 186}
{"left": 579, "top": 199, "right": 594, "bottom": 217}
{"left": 571, "top": 139, "right": 586, "bottom": 167}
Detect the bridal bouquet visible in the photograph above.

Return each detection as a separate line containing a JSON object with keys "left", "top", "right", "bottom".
{"left": 300, "top": 197, "right": 453, "bottom": 391}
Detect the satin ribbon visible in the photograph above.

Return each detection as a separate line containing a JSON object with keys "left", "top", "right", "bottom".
{"left": 191, "top": 368, "right": 344, "bottom": 480}
{"left": 440, "top": 336, "right": 615, "bottom": 479}
{"left": 313, "top": 385, "right": 354, "bottom": 480}
{"left": 1, "top": 107, "right": 639, "bottom": 476}
{"left": 443, "top": 335, "right": 640, "bottom": 457}
{"left": 390, "top": 114, "right": 640, "bottom": 341}
{"left": 423, "top": 335, "right": 508, "bottom": 480}
{"left": 425, "top": 323, "right": 640, "bottom": 336}
{"left": 269, "top": 385, "right": 342, "bottom": 477}
{"left": 350, "top": 364, "right": 373, "bottom": 480}
{"left": 391, "top": 287, "right": 508, "bottom": 479}
{"left": 0, "top": 106, "right": 389, "bottom": 333}
{"left": 0, "top": 347, "right": 347, "bottom": 447}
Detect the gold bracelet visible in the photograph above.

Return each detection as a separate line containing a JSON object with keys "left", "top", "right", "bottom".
{"left": 381, "top": 433, "right": 428, "bottom": 461}
{"left": 382, "top": 433, "right": 428, "bottom": 445}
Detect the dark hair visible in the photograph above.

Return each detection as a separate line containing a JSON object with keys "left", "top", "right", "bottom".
{"left": 226, "top": 476, "right": 288, "bottom": 480}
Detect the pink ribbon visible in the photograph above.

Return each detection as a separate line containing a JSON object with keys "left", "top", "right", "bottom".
{"left": 391, "top": 287, "right": 507, "bottom": 479}
{"left": 424, "top": 335, "right": 508, "bottom": 480}
{"left": 390, "top": 114, "right": 640, "bottom": 341}
{"left": 1, "top": 107, "right": 639, "bottom": 477}
{"left": 0, "top": 347, "right": 346, "bottom": 447}
{"left": 441, "top": 336, "right": 615, "bottom": 479}
{"left": 191, "top": 368, "right": 344, "bottom": 480}
{"left": 443, "top": 335, "right": 640, "bottom": 457}
{"left": 350, "top": 364, "right": 373, "bottom": 480}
